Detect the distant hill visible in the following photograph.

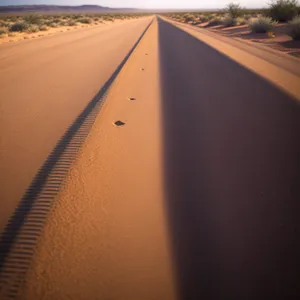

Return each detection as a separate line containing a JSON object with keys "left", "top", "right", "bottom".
{"left": 0, "top": 5, "right": 138, "bottom": 14}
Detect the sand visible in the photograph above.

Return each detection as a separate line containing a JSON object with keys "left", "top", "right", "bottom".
{"left": 1, "top": 15, "right": 300, "bottom": 300}
{"left": 0, "top": 16, "right": 153, "bottom": 233}
{"left": 18, "top": 19, "right": 177, "bottom": 300}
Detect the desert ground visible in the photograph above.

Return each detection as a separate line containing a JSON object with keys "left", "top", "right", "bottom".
{"left": 0, "top": 14, "right": 300, "bottom": 300}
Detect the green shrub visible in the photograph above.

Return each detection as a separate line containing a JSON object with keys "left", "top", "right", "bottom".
{"left": 248, "top": 17, "right": 278, "bottom": 33}
{"left": 269, "top": 0, "right": 299, "bottom": 22}
{"left": 222, "top": 15, "right": 237, "bottom": 27}
{"left": 9, "top": 22, "right": 29, "bottom": 32}
{"left": 288, "top": 15, "right": 300, "bottom": 39}
{"left": 225, "top": 2, "right": 243, "bottom": 18}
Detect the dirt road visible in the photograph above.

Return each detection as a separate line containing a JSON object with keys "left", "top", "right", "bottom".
{"left": 0, "top": 16, "right": 152, "bottom": 232}
{"left": 1, "top": 17, "right": 300, "bottom": 300}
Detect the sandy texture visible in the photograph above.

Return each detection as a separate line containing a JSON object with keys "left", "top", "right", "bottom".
{"left": 0, "top": 17, "right": 152, "bottom": 233}
{"left": 20, "top": 19, "right": 177, "bottom": 300}
{"left": 2, "top": 15, "right": 300, "bottom": 300}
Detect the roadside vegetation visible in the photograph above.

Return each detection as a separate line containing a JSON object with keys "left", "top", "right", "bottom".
{"left": 289, "top": 15, "right": 300, "bottom": 39}
{"left": 164, "top": 0, "right": 300, "bottom": 57}
{"left": 165, "top": 0, "right": 300, "bottom": 44}
{"left": 0, "top": 12, "right": 147, "bottom": 39}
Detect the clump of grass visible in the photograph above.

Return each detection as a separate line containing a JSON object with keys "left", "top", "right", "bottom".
{"left": 269, "top": 0, "right": 299, "bottom": 22}
{"left": 288, "top": 15, "right": 300, "bottom": 39}
{"left": 222, "top": 15, "right": 237, "bottom": 27}
{"left": 248, "top": 16, "right": 278, "bottom": 33}
{"left": 9, "top": 21, "right": 29, "bottom": 32}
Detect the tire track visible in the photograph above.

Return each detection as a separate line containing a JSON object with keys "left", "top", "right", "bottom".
{"left": 0, "top": 18, "right": 154, "bottom": 300}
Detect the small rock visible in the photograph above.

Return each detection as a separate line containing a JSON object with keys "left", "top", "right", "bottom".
{"left": 114, "top": 120, "right": 125, "bottom": 127}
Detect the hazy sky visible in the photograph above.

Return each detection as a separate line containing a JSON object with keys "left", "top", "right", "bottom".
{"left": 0, "top": 0, "right": 270, "bottom": 9}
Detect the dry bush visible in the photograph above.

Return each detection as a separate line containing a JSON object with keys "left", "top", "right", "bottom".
{"left": 248, "top": 16, "right": 278, "bottom": 33}
{"left": 207, "top": 16, "right": 224, "bottom": 26}
{"left": 289, "top": 15, "right": 300, "bottom": 39}
{"left": 9, "top": 22, "right": 29, "bottom": 32}
{"left": 269, "top": 0, "right": 299, "bottom": 22}
{"left": 0, "top": 27, "right": 8, "bottom": 36}
{"left": 222, "top": 15, "right": 237, "bottom": 27}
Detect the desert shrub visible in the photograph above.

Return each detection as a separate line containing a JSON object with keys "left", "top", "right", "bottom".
{"left": 26, "top": 24, "right": 39, "bottom": 33}
{"left": 222, "top": 15, "right": 237, "bottom": 26}
{"left": 78, "top": 18, "right": 92, "bottom": 24}
{"left": 288, "top": 15, "right": 300, "bottom": 39}
{"left": 244, "top": 14, "right": 252, "bottom": 20}
{"left": 53, "top": 18, "right": 62, "bottom": 23}
{"left": 9, "top": 21, "right": 29, "bottom": 32}
{"left": 208, "top": 16, "right": 224, "bottom": 26}
{"left": 206, "top": 14, "right": 215, "bottom": 21}
{"left": 248, "top": 16, "right": 278, "bottom": 33}
{"left": 269, "top": 0, "right": 299, "bottom": 22}
{"left": 24, "top": 14, "right": 42, "bottom": 25}
{"left": 236, "top": 17, "right": 247, "bottom": 25}
{"left": 67, "top": 21, "right": 77, "bottom": 26}
{"left": 225, "top": 2, "right": 243, "bottom": 18}
{"left": 0, "top": 27, "right": 8, "bottom": 35}
{"left": 7, "top": 16, "right": 18, "bottom": 22}
{"left": 59, "top": 21, "right": 67, "bottom": 26}
{"left": 199, "top": 15, "right": 210, "bottom": 22}
{"left": 72, "top": 14, "right": 84, "bottom": 19}
{"left": 48, "top": 22, "right": 58, "bottom": 28}
{"left": 39, "top": 25, "right": 48, "bottom": 31}
{"left": 183, "top": 14, "right": 195, "bottom": 22}
{"left": 1, "top": 22, "right": 10, "bottom": 28}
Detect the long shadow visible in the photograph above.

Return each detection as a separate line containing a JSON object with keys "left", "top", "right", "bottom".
{"left": 158, "top": 18, "right": 300, "bottom": 300}
{"left": 0, "top": 18, "right": 153, "bottom": 298}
